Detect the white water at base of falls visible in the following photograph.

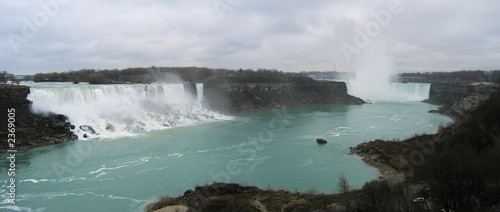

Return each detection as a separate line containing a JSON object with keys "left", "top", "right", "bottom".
{"left": 24, "top": 82, "right": 230, "bottom": 139}
{"left": 346, "top": 82, "right": 431, "bottom": 102}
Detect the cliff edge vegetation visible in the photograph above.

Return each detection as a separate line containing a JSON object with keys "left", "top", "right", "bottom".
{"left": 32, "top": 67, "right": 365, "bottom": 114}
{"left": 350, "top": 86, "right": 500, "bottom": 211}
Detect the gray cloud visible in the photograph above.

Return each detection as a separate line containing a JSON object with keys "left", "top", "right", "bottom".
{"left": 1, "top": 0, "right": 499, "bottom": 74}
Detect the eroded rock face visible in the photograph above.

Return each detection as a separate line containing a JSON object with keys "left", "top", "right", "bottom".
{"left": 426, "top": 83, "right": 497, "bottom": 120}
{"left": 203, "top": 81, "right": 365, "bottom": 114}
{"left": 0, "top": 86, "right": 77, "bottom": 152}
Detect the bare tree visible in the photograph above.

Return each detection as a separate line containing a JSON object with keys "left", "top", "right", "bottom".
{"left": 337, "top": 173, "right": 352, "bottom": 211}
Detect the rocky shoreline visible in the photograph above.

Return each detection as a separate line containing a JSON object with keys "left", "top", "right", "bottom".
{"left": 344, "top": 85, "right": 500, "bottom": 210}
{"left": 347, "top": 85, "right": 487, "bottom": 188}
{"left": 348, "top": 148, "right": 406, "bottom": 184}
{"left": 0, "top": 85, "right": 77, "bottom": 153}
{"left": 146, "top": 183, "right": 345, "bottom": 212}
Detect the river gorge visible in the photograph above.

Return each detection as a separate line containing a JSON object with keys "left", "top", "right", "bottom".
{"left": 0, "top": 81, "right": 455, "bottom": 211}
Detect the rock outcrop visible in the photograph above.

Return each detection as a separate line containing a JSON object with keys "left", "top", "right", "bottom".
{"left": 316, "top": 138, "right": 328, "bottom": 144}
{"left": 146, "top": 183, "right": 344, "bottom": 212}
{"left": 204, "top": 81, "right": 364, "bottom": 114}
{"left": 0, "top": 85, "right": 77, "bottom": 153}
{"left": 425, "top": 83, "right": 497, "bottom": 120}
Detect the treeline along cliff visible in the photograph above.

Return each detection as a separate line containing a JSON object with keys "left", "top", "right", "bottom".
{"left": 33, "top": 67, "right": 305, "bottom": 84}
{"left": 33, "top": 67, "right": 364, "bottom": 114}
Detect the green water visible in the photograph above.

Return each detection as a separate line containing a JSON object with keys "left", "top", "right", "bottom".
{"left": 0, "top": 102, "right": 452, "bottom": 211}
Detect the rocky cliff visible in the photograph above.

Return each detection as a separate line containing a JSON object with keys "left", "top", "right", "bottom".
{"left": 203, "top": 81, "right": 364, "bottom": 114}
{"left": 426, "top": 83, "right": 497, "bottom": 120}
{"left": 0, "top": 86, "right": 77, "bottom": 153}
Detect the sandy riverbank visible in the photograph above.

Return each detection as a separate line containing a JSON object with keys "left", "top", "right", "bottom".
{"left": 349, "top": 150, "right": 406, "bottom": 184}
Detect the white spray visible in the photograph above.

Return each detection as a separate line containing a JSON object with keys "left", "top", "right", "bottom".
{"left": 347, "top": 42, "right": 430, "bottom": 101}
{"left": 26, "top": 82, "right": 230, "bottom": 139}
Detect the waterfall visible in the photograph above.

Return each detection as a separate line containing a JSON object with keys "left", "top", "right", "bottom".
{"left": 345, "top": 42, "right": 432, "bottom": 102}
{"left": 390, "top": 83, "right": 431, "bottom": 101}
{"left": 196, "top": 83, "right": 203, "bottom": 102}
{"left": 25, "top": 82, "right": 229, "bottom": 139}
{"left": 346, "top": 82, "right": 431, "bottom": 102}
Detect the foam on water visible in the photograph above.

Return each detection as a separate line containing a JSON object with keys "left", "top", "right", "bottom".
{"left": 24, "top": 82, "right": 231, "bottom": 139}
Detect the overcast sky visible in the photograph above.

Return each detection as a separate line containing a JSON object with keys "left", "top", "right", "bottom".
{"left": 2, "top": 0, "right": 500, "bottom": 75}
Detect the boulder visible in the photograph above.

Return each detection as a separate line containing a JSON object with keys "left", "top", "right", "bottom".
{"left": 105, "top": 124, "right": 115, "bottom": 132}
{"left": 80, "top": 125, "right": 97, "bottom": 134}
{"left": 316, "top": 138, "right": 328, "bottom": 144}
{"left": 184, "top": 189, "right": 194, "bottom": 196}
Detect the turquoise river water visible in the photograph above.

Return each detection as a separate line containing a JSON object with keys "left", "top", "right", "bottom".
{"left": 0, "top": 83, "right": 452, "bottom": 211}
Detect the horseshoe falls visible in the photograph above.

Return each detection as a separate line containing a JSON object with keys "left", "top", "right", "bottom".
{"left": 347, "top": 82, "right": 432, "bottom": 102}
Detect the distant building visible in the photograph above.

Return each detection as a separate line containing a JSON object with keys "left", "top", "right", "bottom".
{"left": 14, "top": 75, "right": 35, "bottom": 81}
{"left": 303, "top": 71, "right": 355, "bottom": 80}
